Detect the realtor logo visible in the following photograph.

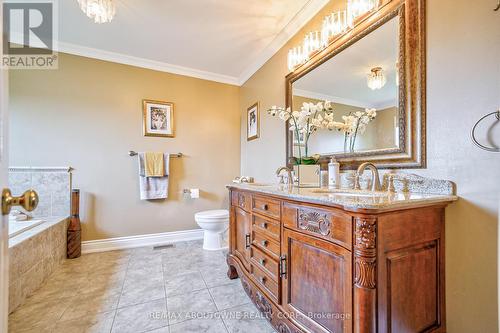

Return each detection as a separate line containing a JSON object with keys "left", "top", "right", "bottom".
{"left": 2, "top": 0, "right": 58, "bottom": 69}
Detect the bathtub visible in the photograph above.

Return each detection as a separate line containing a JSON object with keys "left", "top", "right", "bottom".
{"left": 8, "top": 219, "right": 45, "bottom": 238}
{"left": 8, "top": 217, "right": 68, "bottom": 313}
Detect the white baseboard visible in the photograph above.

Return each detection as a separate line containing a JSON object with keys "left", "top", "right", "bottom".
{"left": 82, "top": 229, "right": 204, "bottom": 254}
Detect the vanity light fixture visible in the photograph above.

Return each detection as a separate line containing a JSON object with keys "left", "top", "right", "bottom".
{"left": 367, "top": 67, "right": 387, "bottom": 90}
{"left": 287, "top": 0, "right": 379, "bottom": 71}
{"left": 346, "top": 0, "right": 379, "bottom": 27}
{"left": 77, "top": 0, "right": 116, "bottom": 24}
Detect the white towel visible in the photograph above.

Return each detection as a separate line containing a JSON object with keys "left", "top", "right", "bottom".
{"left": 138, "top": 153, "right": 170, "bottom": 200}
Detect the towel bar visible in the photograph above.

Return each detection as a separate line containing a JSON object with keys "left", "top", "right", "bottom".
{"left": 471, "top": 110, "right": 500, "bottom": 153}
{"left": 128, "top": 151, "right": 183, "bottom": 158}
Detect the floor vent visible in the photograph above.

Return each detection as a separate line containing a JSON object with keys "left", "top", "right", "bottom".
{"left": 153, "top": 244, "right": 175, "bottom": 250}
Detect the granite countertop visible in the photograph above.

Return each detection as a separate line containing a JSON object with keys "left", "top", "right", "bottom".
{"left": 228, "top": 173, "right": 458, "bottom": 212}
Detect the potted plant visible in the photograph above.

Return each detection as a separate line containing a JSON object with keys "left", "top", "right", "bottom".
{"left": 336, "top": 109, "right": 377, "bottom": 153}
{"left": 269, "top": 101, "right": 378, "bottom": 186}
{"left": 268, "top": 102, "right": 332, "bottom": 187}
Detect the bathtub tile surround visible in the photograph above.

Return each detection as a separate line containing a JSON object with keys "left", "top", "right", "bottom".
{"left": 8, "top": 167, "right": 72, "bottom": 218}
{"left": 8, "top": 218, "right": 68, "bottom": 314}
{"left": 8, "top": 240, "right": 275, "bottom": 333}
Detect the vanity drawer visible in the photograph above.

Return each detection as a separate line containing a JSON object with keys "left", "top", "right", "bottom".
{"left": 250, "top": 245, "right": 279, "bottom": 280}
{"left": 252, "top": 196, "right": 281, "bottom": 220}
{"left": 251, "top": 263, "right": 279, "bottom": 301}
{"left": 231, "top": 191, "right": 250, "bottom": 212}
{"left": 252, "top": 215, "right": 280, "bottom": 241}
{"left": 252, "top": 230, "right": 280, "bottom": 260}
{"left": 283, "top": 203, "right": 352, "bottom": 249}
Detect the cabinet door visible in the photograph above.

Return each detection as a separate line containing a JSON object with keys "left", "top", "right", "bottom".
{"left": 282, "top": 228, "right": 352, "bottom": 333}
{"left": 231, "top": 206, "right": 251, "bottom": 271}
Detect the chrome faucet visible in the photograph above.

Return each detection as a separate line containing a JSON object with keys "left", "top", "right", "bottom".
{"left": 276, "top": 167, "right": 293, "bottom": 185}
{"left": 355, "top": 162, "right": 382, "bottom": 191}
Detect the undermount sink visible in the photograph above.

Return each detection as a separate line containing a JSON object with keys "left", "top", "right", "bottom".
{"left": 311, "top": 189, "right": 389, "bottom": 198}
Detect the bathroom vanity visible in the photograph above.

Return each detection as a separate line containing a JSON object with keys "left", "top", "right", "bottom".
{"left": 226, "top": 179, "right": 456, "bottom": 333}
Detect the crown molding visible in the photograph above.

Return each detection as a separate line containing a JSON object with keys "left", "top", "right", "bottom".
{"left": 42, "top": 0, "right": 329, "bottom": 87}
{"left": 56, "top": 42, "right": 240, "bottom": 86}
{"left": 237, "top": 0, "right": 331, "bottom": 86}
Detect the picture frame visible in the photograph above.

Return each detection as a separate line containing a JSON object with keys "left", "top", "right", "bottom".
{"left": 143, "top": 99, "right": 174, "bottom": 138}
{"left": 246, "top": 102, "right": 260, "bottom": 141}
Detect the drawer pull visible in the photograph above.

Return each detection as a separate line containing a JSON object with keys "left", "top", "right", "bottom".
{"left": 262, "top": 204, "right": 269, "bottom": 211}
{"left": 259, "top": 276, "right": 267, "bottom": 284}
{"left": 245, "top": 234, "right": 251, "bottom": 249}
{"left": 259, "top": 259, "right": 266, "bottom": 266}
{"left": 261, "top": 223, "right": 268, "bottom": 229}
{"left": 261, "top": 240, "right": 268, "bottom": 247}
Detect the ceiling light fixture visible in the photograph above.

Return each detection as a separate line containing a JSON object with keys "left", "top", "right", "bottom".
{"left": 77, "top": 0, "right": 116, "bottom": 24}
{"left": 367, "top": 67, "right": 387, "bottom": 90}
{"left": 287, "top": 0, "right": 379, "bottom": 71}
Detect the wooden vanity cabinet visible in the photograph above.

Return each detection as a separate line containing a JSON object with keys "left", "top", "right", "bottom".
{"left": 230, "top": 206, "right": 251, "bottom": 271}
{"left": 282, "top": 228, "right": 352, "bottom": 333}
{"left": 227, "top": 188, "right": 450, "bottom": 333}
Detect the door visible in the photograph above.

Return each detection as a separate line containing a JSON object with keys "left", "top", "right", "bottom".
{"left": 0, "top": 5, "right": 8, "bottom": 329}
{"left": 231, "top": 206, "right": 251, "bottom": 271}
{"left": 281, "top": 228, "right": 352, "bottom": 333}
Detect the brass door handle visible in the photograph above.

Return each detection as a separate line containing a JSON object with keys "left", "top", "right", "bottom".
{"left": 2, "top": 189, "right": 39, "bottom": 215}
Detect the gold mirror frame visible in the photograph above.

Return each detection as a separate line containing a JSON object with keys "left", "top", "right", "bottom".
{"left": 286, "top": 0, "right": 425, "bottom": 169}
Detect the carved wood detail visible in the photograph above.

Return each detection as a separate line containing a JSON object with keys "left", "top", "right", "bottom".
{"left": 238, "top": 193, "right": 246, "bottom": 208}
{"left": 276, "top": 322, "right": 292, "bottom": 333}
{"left": 354, "top": 218, "right": 377, "bottom": 289}
{"left": 355, "top": 217, "right": 376, "bottom": 249}
{"left": 241, "top": 277, "right": 252, "bottom": 298}
{"left": 354, "top": 256, "right": 376, "bottom": 289}
{"left": 255, "top": 290, "right": 273, "bottom": 320}
{"left": 298, "top": 209, "right": 331, "bottom": 236}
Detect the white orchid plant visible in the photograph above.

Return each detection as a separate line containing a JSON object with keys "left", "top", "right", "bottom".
{"left": 339, "top": 108, "right": 377, "bottom": 153}
{"left": 268, "top": 101, "right": 377, "bottom": 164}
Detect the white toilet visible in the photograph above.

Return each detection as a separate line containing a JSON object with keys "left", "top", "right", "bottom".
{"left": 195, "top": 209, "right": 229, "bottom": 251}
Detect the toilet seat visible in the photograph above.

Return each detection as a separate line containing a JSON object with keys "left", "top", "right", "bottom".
{"left": 195, "top": 209, "right": 229, "bottom": 251}
{"left": 195, "top": 210, "right": 229, "bottom": 222}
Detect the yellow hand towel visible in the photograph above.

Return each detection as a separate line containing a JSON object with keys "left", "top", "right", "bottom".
{"left": 144, "top": 152, "right": 165, "bottom": 177}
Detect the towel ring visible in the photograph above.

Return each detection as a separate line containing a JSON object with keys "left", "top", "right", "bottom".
{"left": 471, "top": 110, "right": 500, "bottom": 152}
{"left": 495, "top": 0, "right": 500, "bottom": 11}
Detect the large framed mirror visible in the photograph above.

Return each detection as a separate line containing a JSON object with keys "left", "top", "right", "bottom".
{"left": 286, "top": 0, "right": 425, "bottom": 169}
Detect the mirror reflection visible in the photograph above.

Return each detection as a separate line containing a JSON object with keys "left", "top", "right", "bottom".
{"left": 291, "top": 16, "right": 400, "bottom": 157}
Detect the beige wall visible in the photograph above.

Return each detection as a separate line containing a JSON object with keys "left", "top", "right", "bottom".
{"left": 239, "top": 0, "right": 500, "bottom": 332}
{"left": 9, "top": 53, "right": 241, "bottom": 241}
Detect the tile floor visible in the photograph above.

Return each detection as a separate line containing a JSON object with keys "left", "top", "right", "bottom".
{"left": 8, "top": 240, "right": 276, "bottom": 333}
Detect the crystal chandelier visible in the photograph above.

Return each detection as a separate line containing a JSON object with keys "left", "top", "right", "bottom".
{"left": 77, "top": 0, "right": 116, "bottom": 24}
{"left": 347, "top": 0, "right": 379, "bottom": 27}
{"left": 287, "top": 0, "right": 379, "bottom": 72}
{"left": 367, "top": 67, "right": 387, "bottom": 90}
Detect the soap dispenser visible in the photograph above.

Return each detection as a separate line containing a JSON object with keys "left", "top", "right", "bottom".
{"left": 328, "top": 157, "right": 340, "bottom": 188}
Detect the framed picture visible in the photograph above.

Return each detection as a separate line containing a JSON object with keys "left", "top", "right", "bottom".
{"left": 247, "top": 102, "right": 260, "bottom": 141}
{"left": 143, "top": 100, "right": 174, "bottom": 137}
